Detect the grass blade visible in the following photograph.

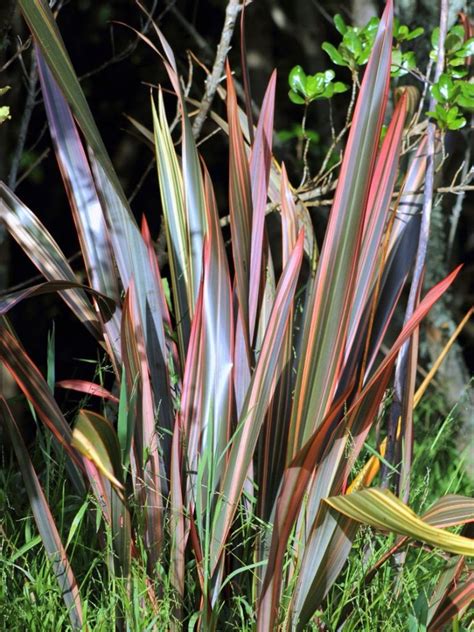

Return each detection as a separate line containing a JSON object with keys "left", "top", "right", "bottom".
{"left": 0, "top": 397, "right": 83, "bottom": 630}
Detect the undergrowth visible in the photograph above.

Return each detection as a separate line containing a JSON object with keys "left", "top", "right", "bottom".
{"left": 1, "top": 389, "right": 472, "bottom": 632}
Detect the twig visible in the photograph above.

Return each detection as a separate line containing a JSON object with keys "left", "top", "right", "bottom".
{"left": 298, "top": 104, "right": 311, "bottom": 188}
{"left": 7, "top": 52, "right": 38, "bottom": 191}
{"left": 311, "top": 73, "right": 357, "bottom": 187}
{"left": 192, "top": 0, "right": 242, "bottom": 139}
{"left": 1, "top": 251, "right": 83, "bottom": 294}
{"left": 127, "top": 156, "right": 155, "bottom": 204}
{"left": 171, "top": 5, "right": 259, "bottom": 121}
{"left": 447, "top": 124, "right": 473, "bottom": 261}
{"left": 0, "top": 37, "right": 32, "bottom": 72}
{"left": 79, "top": 0, "right": 158, "bottom": 82}
{"left": 15, "top": 147, "right": 50, "bottom": 188}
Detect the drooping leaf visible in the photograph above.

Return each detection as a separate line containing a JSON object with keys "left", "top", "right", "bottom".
{"left": 56, "top": 379, "right": 120, "bottom": 404}
{"left": 72, "top": 410, "right": 124, "bottom": 493}
{"left": 324, "top": 488, "right": 474, "bottom": 556}
{"left": 0, "top": 183, "right": 101, "bottom": 339}
{"left": 72, "top": 410, "right": 132, "bottom": 578}
{"left": 0, "top": 280, "right": 115, "bottom": 323}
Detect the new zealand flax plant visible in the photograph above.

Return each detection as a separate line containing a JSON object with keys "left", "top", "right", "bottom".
{"left": 1, "top": 0, "right": 473, "bottom": 630}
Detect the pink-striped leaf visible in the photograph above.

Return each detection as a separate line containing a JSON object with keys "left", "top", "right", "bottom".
{"left": 257, "top": 164, "right": 298, "bottom": 520}
{"left": 36, "top": 48, "right": 119, "bottom": 303}
{"left": 56, "top": 379, "right": 119, "bottom": 404}
{"left": 20, "top": 0, "right": 173, "bottom": 428}
{"left": 226, "top": 62, "right": 252, "bottom": 350}
{"left": 289, "top": 1, "right": 394, "bottom": 457}
{"left": 121, "top": 285, "right": 163, "bottom": 567}
{"left": 258, "top": 263, "right": 460, "bottom": 631}
{"left": 428, "top": 573, "right": 474, "bottom": 630}
{"left": 210, "top": 231, "right": 304, "bottom": 572}
{"left": 248, "top": 71, "right": 276, "bottom": 343}
{"left": 182, "top": 164, "right": 233, "bottom": 575}
{"left": 345, "top": 92, "right": 407, "bottom": 359}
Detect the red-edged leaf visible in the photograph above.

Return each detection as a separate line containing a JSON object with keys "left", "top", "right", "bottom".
{"left": 345, "top": 93, "right": 407, "bottom": 358}
{"left": 56, "top": 379, "right": 119, "bottom": 404}
{"left": 291, "top": 506, "right": 359, "bottom": 630}
{"left": 257, "top": 163, "right": 298, "bottom": 520}
{"left": 36, "top": 48, "right": 119, "bottom": 303}
{"left": 280, "top": 164, "right": 299, "bottom": 268}
{"left": 20, "top": 0, "right": 173, "bottom": 429}
{"left": 169, "top": 415, "right": 187, "bottom": 616}
{"left": 226, "top": 62, "right": 252, "bottom": 351}
{"left": 248, "top": 71, "right": 276, "bottom": 343}
{"left": 141, "top": 215, "right": 181, "bottom": 389}
{"left": 121, "top": 284, "right": 163, "bottom": 567}
{"left": 210, "top": 231, "right": 304, "bottom": 572}
{"left": 182, "top": 165, "right": 234, "bottom": 575}
{"left": 200, "top": 166, "right": 234, "bottom": 480}
{"left": 428, "top": 573, "right": 474, "bottom": 630}
{"left": 258, "top": 263, "right": 460, "bottom": 631}
{"left": 289, "top": 1, "right": 393, "bottom": 457}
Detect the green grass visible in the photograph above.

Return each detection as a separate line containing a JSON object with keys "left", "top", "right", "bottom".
{"left": 1, "top": 388, "right": 472, "bottom": 631}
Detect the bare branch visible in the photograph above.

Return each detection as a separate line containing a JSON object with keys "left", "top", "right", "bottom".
{"left": 7, "top": 51, "right": 38, "bottom": 191}
{"left": 192, "top": 0, "right": 242, "bottom": 139}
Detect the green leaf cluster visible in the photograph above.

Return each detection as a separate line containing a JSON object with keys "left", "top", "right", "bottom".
{"left": 431, "top": 25, "right": 474, "bottom": 79}
{"left": 428, "top": 75, "right": 474, "bottom": 130}
{"left": 288, "top": 65, "right": 348, "bottom": 105}
{"left": 322, "top": 14, "right": 423, "bottom": 76}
